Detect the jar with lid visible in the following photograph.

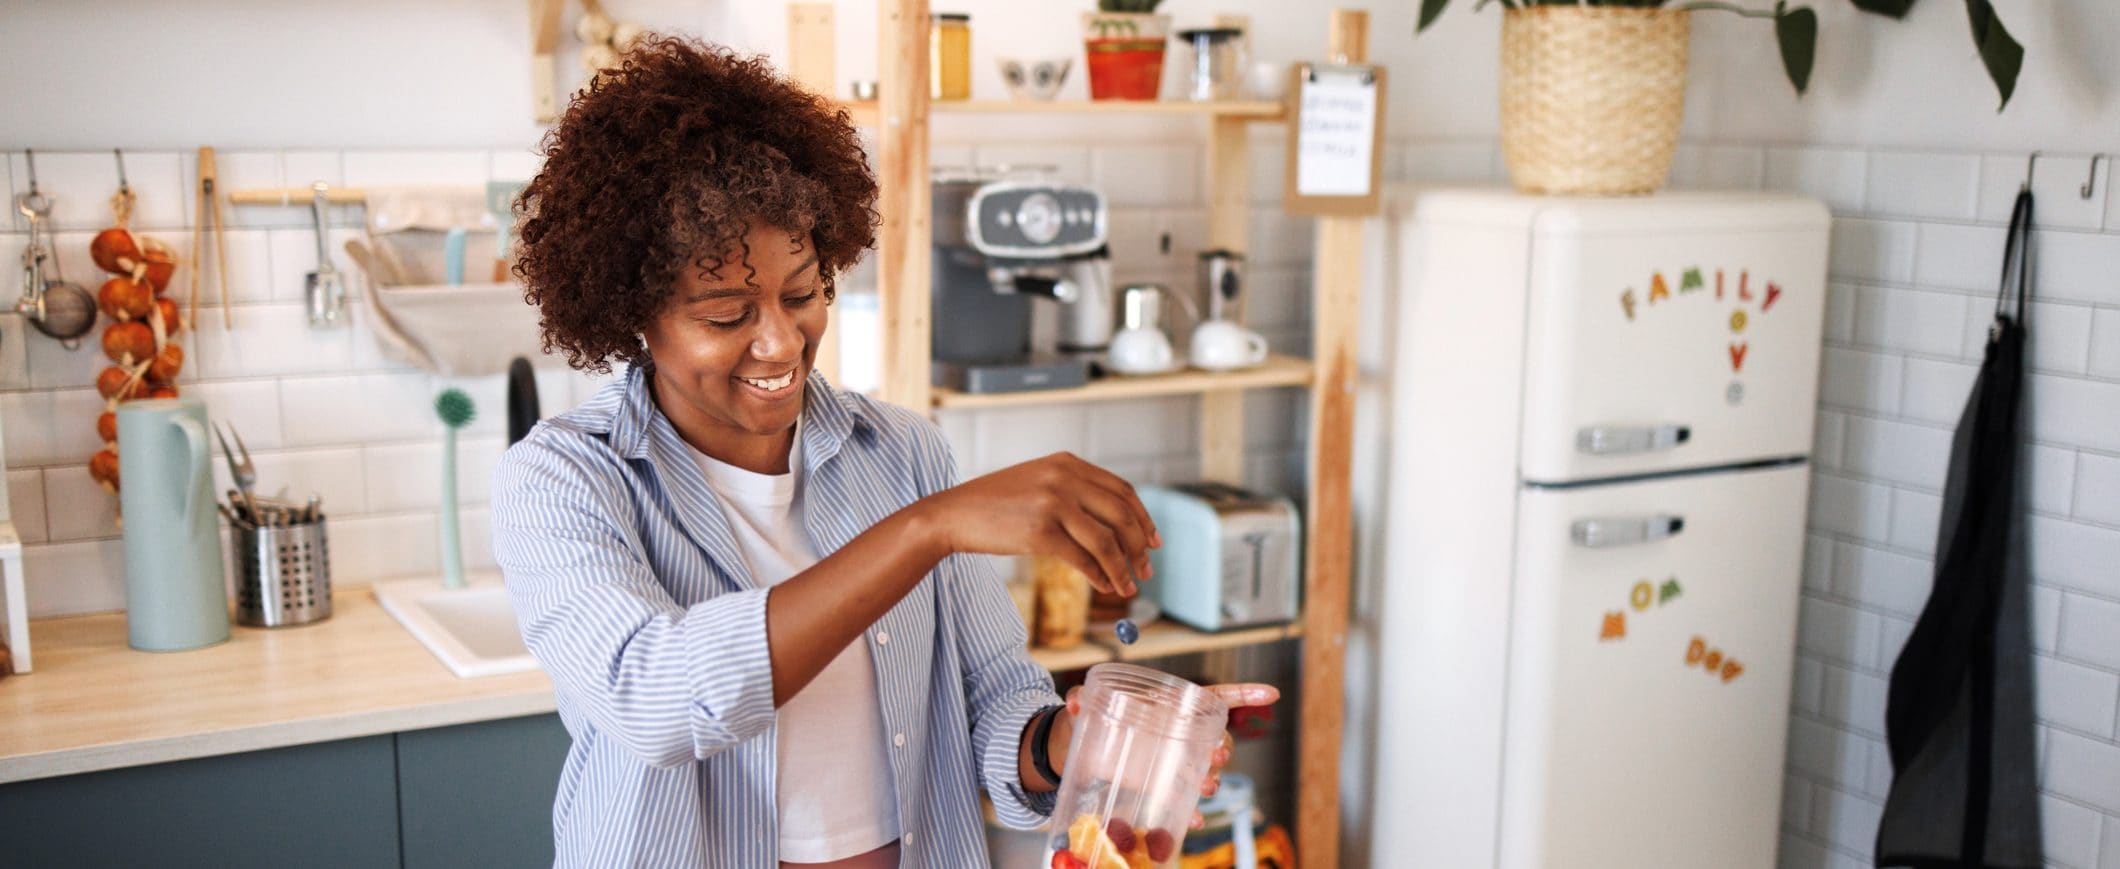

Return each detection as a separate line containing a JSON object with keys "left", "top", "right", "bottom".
{"left": 1047, "top": 663, "right": 1229, "bottom": 868}
{"left": 1175, "top": 28, "right": 1245, "bottom": 101}
{"left": 931, "top": 13, "right": 972, "bottom": 100}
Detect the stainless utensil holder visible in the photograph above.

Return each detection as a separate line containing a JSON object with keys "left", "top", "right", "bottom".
{"left": 235, "top": 520, "right": 332, "bottom": 627}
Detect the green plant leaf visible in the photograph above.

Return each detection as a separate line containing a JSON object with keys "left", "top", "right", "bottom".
{"left": 1418, "top": 0, "right": 1452, "bottom": 32}
{"left": 1775, "top": 4, "right": 1819, "bottom": 94}
{"left": 1965, "top": 0, "right": 2023, "bottom": 109}
{"left": 1849, "top": 0, "right": 1915, "bottom": 18}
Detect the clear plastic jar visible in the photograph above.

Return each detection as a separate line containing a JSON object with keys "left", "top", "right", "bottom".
{"left": 1048, "top": 663, "right": 1229, "bottom": 869}
{"left": 1176, "top": 28, "right": 1245, "bottom": 102}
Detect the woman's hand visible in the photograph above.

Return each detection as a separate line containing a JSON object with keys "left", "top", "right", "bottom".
{"left": 912, "top": 452, "right": 1159, "bottom": 596}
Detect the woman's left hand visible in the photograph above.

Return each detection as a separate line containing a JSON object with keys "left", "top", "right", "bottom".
{"left": 1193, "top": 683, "right": 1279, "bottom": 828}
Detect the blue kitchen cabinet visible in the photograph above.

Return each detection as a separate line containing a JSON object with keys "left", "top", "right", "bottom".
{"left": 396, "top": 713, "right": 571, "bottom": 868}
{"left": 0, "top": 734, "right": 402, "bottom": 868}
{"left": 0, "top": 713, "right": 569, "bottom": 867}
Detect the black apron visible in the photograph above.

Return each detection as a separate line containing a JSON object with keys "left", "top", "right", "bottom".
{"left": 1873, "top": 188, "right": 2042, "bottom": 868}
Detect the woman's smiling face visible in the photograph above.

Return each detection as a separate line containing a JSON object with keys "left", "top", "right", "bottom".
{"left": 643, "top": 222, "right": 828, "bottom": 472}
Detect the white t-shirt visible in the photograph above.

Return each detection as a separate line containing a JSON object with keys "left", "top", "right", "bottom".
{"left": 690, "top": 433, "right": 901, "bottom": 863}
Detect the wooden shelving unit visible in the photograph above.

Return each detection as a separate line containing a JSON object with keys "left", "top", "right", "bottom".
{"left": 931, "top": 354, "right": 1313, "bottom": 409}
{"left": 838, "top": 6, "right": 1368, "bottom": 865}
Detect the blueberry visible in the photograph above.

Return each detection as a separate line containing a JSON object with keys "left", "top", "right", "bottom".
{"left": 1114, "top": 619, "right": 1139, "bottom": 645}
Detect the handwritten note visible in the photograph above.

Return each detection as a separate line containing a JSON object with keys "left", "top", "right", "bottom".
{"left": 1295, "top": 70, "right": 1378, "bottom": 198}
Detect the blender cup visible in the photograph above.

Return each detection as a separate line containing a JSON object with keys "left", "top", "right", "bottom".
{"left": 1049, "top": 663, "right": 1229, "bottom": 869}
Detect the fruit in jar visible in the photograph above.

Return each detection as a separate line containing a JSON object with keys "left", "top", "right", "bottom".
{"left": 102, "top": 321, "right": 155, "bottom": 364}
{"left": 1143, "top": 828, "right": 1174, "bottom": 863}
{"left": 1105, "top": 818, "right": 1136, "bottom": 853}
{"left": 90, "top": 228, "right": 140, "bottom": 274}
{"left": 147, "top": 344, "right": 183, "bottom": 384}
{"left": 97, "top": 277, "right": 153, "bottom": 320}
{"left": 1066, "top": 814, "right": 1133, "bottom": 869}
{"left": 1050, "top": 850, "right": 1087, "bottom": 869}
{"left": 96, "top": 366, "right": 146, "bottom": 401}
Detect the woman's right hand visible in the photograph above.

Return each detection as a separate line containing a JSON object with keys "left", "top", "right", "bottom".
{"left": 912, "top": 452, "right": 1160, "bottom": 596}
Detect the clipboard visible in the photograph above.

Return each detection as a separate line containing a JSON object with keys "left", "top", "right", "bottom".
{"left": 1283, "top": 62, "right": 1388, "bottom": 217}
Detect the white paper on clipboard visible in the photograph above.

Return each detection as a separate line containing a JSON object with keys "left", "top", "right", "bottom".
{"left": 1295, "top": 67, "right": 1378, "bottom": 198}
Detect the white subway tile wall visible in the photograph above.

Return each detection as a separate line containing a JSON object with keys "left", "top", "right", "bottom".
{"left": 5, "top": 139, "right": 2119, "bottom": 864}
{"left": 1753, "top": 145, "right": 2120, "bottom": 867}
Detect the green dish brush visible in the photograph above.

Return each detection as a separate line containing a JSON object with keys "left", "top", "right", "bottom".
{"left": 436, "top": 389, "right": 476, "bottom": 590}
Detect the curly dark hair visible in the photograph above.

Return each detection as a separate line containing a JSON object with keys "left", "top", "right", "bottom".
{"left": 513, "top": 35, "right": 879, "bottom": 372}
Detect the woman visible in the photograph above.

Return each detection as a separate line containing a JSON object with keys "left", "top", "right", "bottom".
{"left": 493, "top": 37, "right": 1275, "bottom": 868}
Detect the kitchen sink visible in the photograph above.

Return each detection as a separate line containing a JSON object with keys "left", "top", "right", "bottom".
{"left": 373, "top": 575, "right": 541, "bottom": 678}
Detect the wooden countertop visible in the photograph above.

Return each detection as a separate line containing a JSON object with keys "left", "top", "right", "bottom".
{"left": 0, "top": 591, "right": 555, "bottom": 785}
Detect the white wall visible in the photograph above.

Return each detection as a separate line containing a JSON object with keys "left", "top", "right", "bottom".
{"left": 2, "top": 0, "right": 2117, "bottom": 866}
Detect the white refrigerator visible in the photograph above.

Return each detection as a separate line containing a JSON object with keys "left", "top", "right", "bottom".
{"left": 1362, "top": 189, "right": 1830, "bottom": 867}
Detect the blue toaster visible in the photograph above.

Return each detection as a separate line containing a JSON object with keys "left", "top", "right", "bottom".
{"left": 1136, "top": 483, "right": 1302, "bottom": 632}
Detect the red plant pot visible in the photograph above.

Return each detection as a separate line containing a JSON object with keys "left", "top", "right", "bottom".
{"left": 1082, "top": 13, "right": 1169, "bottom": 101}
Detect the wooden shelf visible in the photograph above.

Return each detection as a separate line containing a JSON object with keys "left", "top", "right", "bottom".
{"left": 1096, "top": 619, "right": 1303, "bottom": 662}
{"left": 939, "top": 99, "right": 1285, "bottom": 119}
{"left": 836, "top": 99, "right": 1285, "bottom": 125}
{"left": 931, "top": 354, "right": 1313, "bottom": 410}
{"left": 1028, "top": 642, "right": 1113, "bottom": 673}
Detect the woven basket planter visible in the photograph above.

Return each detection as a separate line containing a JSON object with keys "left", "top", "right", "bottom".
{"left": 1500, "top": 7, "right": 1689, "bottom": 195}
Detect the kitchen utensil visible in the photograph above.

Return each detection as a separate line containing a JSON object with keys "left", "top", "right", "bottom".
{"left": 342, "top": 238, "right": 394, "bottom": 286}
{"left": 507, "top": 356, "right": 541, "bottom": 446}
{"left": 442, "top": 227, "right": 467, "bottom": 286}
{"left": 1136, "top": 483, "right": 1301, "bottom": 632}
{"left": 235, "top": 517, "right": 332, "bottom": 628}
{"left": 190, "top": 147, "right": 235, "bottom": 330}
{"left": 998, "top": 58, "right": 1070, "bottom": 100}
{"left": 212, "top": 421, "right": 261, "bottom": 525}
{"left": 485, "top": 180, "right": 526, "bottom": 282}
{"left": 305, "top": 182, "right": 344, "bottom": 325}
{"left": 1195, "top": 249, "right": 1245, "bottom": 324}
{"left": 1176, "top": 27, "right": 1246, "bottom": 101}
{"left": 15, "top": 158, "right": 98, "bottom": 348}
{"left": 1050, "top": 663, "right": 1229, "bottom": 868}
{"left": 435, "top": 388, "right": 475, "bottom": 590}
{"left": 1108, "top": 284, "right": 1178, "bottom": 375}
{"left": 116, "top": 398, "right": 229, "bottom": 651}
{"left": 1055, "top": 248, "right": 1115, "bottom": 353}
{"left": 1187, "top": 320, "right": 1269, "bottom": 371}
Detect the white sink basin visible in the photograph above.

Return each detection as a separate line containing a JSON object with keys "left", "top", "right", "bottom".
{"left": 373, "top": 576, "right": 541, "bottom": 678}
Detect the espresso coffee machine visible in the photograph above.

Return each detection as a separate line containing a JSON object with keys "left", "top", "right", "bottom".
{"left": 932, "top": 173, "right": 1108, "bottom": 392}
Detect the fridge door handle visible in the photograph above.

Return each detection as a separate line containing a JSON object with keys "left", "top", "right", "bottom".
{"left": 1570, "top": 514, "right": 1686, "bottom": 548}
{"left": 1576, "top": 424, "right": 1692, "bottom": 456}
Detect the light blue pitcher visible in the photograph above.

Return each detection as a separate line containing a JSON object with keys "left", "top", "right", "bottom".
{"left": 117, "top": 398, "right": 228, "bottom": 651}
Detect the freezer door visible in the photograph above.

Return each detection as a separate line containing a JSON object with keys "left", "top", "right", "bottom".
{"left": 1518, "top": 201, "right": 1828, "bottom": 484}
{"left": 1499, "top": 464, "right": 1808, "bottom": 869}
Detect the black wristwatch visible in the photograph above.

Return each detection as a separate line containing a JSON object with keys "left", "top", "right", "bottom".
{"left": 1029, "top": 704, "right": 1066, "bottom": 787}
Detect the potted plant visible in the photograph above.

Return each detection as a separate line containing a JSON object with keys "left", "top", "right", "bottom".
{"left": 1416, "top": 0, "right": 2026, "bottom": 195}
{"left": 1083, "top": 0, "right": 1170, "bottom": 101}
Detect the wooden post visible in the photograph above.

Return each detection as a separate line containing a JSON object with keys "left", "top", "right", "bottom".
{"left": 529, "top": 0, "right": 563, "bottom": 122}
{"left": 1199, "top": 115, "right": 1253, "bottom": 483}
{"left": 1298, "top": 10, "right": 1367, "bottom": 868}
{"left": 877, "top": 0, "right": 933, "bottom": 411}
{"left": 787, "top": 4, "right": 837, "bottom": 97}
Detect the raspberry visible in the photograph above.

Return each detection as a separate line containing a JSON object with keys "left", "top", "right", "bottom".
{"left": 1105, "top": 817, "right": 1136, "bottom": 852}
{"left": 1144, "top": 828, "right": 1175, "bottom": 862}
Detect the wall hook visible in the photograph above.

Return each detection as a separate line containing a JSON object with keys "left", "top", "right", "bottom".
{"left": 2081, "top": 154, "right": 2104, "bottom": 200}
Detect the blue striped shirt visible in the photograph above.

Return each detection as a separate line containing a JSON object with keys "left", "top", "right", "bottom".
{"left": 492, "top": 365, "right": 1059, "bottom": 867}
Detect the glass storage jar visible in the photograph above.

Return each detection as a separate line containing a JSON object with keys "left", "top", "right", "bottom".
{"left": 1048, "top": 663, "right": 1229, "bottom": 869}
{"left": 931, "top": 13, "right": 972, "bottom": 100}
